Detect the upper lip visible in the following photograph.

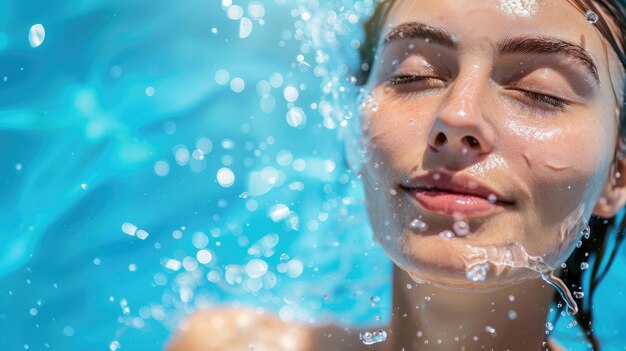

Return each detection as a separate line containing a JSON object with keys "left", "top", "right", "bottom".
{"left": 400, "top": 171, "right": 514, "bottom": 205}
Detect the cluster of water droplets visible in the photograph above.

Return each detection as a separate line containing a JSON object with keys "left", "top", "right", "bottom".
{"left": 359, "top": 329, "right": 388, "bottom": 345}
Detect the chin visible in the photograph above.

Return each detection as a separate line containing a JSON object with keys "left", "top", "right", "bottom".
{"left": 378, "top": 231, "right": 542, "bottom": 291}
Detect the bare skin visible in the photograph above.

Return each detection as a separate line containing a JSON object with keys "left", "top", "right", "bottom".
{"left": 166, "top": 0, "right": 624, "bottom": 349}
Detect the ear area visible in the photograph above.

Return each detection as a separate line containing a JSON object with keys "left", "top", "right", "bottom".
{"left": 593, "top": 150, "right": 626, "bottom": 218}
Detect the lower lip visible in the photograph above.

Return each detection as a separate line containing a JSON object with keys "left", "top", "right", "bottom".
{"left": 407, "top": 189, "right": 500, "bottom": 216}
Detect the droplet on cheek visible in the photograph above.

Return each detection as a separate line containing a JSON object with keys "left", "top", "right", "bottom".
{"left": 409, "top": 219, "right": 429, "bottom": 232}
{"left": 439, "top": 230, "right": 454, "bottom": 240}
{"left": 585, "top": 10, "right": 599, "bottom": 24}
{"left": 453, "top": 220, "right": 470, "bottom": 236}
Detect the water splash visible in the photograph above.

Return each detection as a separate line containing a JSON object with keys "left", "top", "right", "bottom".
{"left": 465, "top": 240, "right": 580, "bottom": 315}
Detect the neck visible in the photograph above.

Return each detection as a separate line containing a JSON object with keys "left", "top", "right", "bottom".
{"left": 386, "top": 265, "right": 556, "bottom": 351}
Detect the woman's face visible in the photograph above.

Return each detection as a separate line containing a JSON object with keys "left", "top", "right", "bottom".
{"left": 361, "top": 0, "right": 625, "bottom": 289}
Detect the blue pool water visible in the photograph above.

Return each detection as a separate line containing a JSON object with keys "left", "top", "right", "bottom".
{"left": 0, "top": 0, "right": 625, "bottom": 350}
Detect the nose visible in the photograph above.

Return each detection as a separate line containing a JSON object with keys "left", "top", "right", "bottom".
{"left": 427, "top": 78, "right": 494, "bottom": 156}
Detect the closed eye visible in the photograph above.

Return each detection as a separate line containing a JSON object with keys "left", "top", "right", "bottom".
{"left": 516, "top": 89, "right": 567, "bottom": 109}
{"left": 388, "top": 75, "right": 445, "bottom": 86}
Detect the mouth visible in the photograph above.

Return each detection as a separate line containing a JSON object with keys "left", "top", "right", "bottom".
{"left": 400, "top": 171, "right": 514, "bottom": 217}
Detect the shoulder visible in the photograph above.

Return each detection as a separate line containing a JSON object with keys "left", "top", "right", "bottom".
{"left": 166, "top": 307, "right": 311, "bottom": 351}
{"left": 165, "top": 307, "right": 385, "bottom": 351}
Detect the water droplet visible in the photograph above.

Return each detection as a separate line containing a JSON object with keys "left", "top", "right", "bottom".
{"left": 245, "top": 259, "right": 268, "bottom": 278}
{"left": 109, "top": 340, "right": 121, "bottom": 351}
{"left": 466, "top": 263, "right": 489, "bottom": 282}
{"left": 15, "top": 163, "right": 22, "bottom": 171}
{"left": 28, "top": 24, "right": 45, "bottom": 48}
{"left": 369, "top": 296, "right": 381, "bottom": 307}
{"left": 145, "top": 86, "right": 155, "bottom": 96}
{"left": 432, "top": 173, "right": 441, "bottom": 181}
{"left": 164, "top": 259, "right": 182, "bottom": 271}
{"left": 453, "top": 220, "right": 470, "bottom": 236}
{"left": 286, "top": 107, "right": 306, "bottom": 128}
{"left": 508, "top": 310, "right": 518, "bottom": 320}
{"left": 239, "top": 17, "right": 252, "bottom": 38}
{"left": 573, "top": 291, "right": 585, "bottom": 299}
{"left": 580, "top": 262, "right": 589, "bottom": 270}
{"left": 283, "top": 86, "right": 299, "bottom": 102}
{"left": 484, "top": 325, "right": 496, "bottom": 336}
{"left": 438, "top": 230, "right": 454, "bottom": 240}
{"left": 585, "top": 10, "right": 599, "bottom": 24}
{"left": 80, "top": 183, "right": 88, "bottom": 190}
{"left": 582, "top": 225, "right": 590, "bottom": 239}
{"left": 268, "top": 204, "right": 290, "bottom": 222}
{"left": 62, "top": 326, "right": 75, "bottom": 337}
{"left": 196, "top": 249, "right": 213, "bottom": 264}
{"left": 121, "top": 223, "right": 137, "bottom": 236}
{"left": 545, "top": 322, "right": 554, "bottom": 331}
{"left": 154, "top": 160, "right": 170, "bottom": 176}
{"left": 487, "top": 194, "right": 497, "bottom": 203}
{"left": 230, "top": 77, "right": 245, "bottom": 93}
{"left": 409, "top": 219, "right": 428, "bottom": 232}
{"left": 508, "top": 294, "right": 515, "bottom": 302}
{"left": 216, "top": 167, "right": 235, "bottom": 187}
{"left": 359, "top": 329, "right": 387, "bottom": 345}
{"left": 576, "top": 240, "right": 583, "bottom": 248}
{"left": 136, "top": 229, "right": 149, "bottom": 240}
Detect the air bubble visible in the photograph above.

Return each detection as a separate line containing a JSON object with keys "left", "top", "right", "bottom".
{"left": 485, "top": 325, "right": 496, "bottom": 336}
{"left": 487, "top": 194, "right": 497, "bottom": 203}
{"left": 573, "top": 291, "right": 585, "bottom": 299}
{"left": 359, "top": 329, "right": 387, "bottom": 345}
{"left": 585, "top": 10, "right": 599, "bottom": 24}
{"left": 580, "top": 262, "right": 589, "bottom": 270}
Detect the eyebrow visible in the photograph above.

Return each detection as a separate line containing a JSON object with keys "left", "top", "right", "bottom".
{"left": 383, "top": 22, "right": 599, "bottom": 83}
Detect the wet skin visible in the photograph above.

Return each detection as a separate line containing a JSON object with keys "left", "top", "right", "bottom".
{"left": 361, "top": 0, "right": 626, "bottom": 289}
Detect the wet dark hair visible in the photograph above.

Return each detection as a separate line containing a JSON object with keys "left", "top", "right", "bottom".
{"left": 357, "top": 1, "right": 626, "bottom": 349}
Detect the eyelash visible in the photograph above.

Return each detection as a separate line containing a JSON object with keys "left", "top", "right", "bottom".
{"left": 388, "top": 74, "right": 569, "bottom": 114}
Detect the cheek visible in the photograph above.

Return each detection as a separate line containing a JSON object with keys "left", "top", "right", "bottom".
{"left": 502, "top": 117, "right": 613, "bottom": 257}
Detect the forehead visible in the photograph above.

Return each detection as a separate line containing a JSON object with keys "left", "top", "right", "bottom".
{"left": 384, "top": 0, "right": 599, "bottom": 52}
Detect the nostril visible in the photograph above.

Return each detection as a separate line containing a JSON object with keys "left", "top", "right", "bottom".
{"left": 434, "top": 132, "right": 447, "bottom": 147}
{"left": 463, "top": 135, "right": 480, "bottom": 149}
